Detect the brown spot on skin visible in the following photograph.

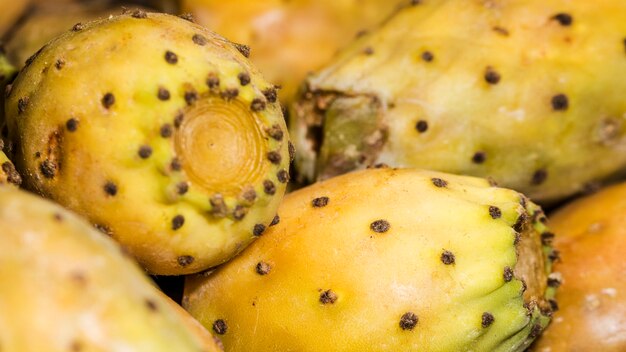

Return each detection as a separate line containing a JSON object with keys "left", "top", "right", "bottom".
{"left": 312, "top": 196, "right": 329, "bottom": 208}
{"left": 192, "top": 34, "right": 207, "bottom": 45}
{"left": 552, "top": 13, "right": 573, "bottom": 26}
{"left": 207, "top": 74, "right": 220, "bottom": 90}
{"left": 170, "top": 158, "right": 182, "bottom": 171}
{"left": 177, "top": 182, "right": 189, "bottom": 195}
{"left": 165, "top": 51, "right": 178, "bottom": 64}
{"left": 55, "top": 59, "right": 65, "bottom": 70}
{"left": 101, "top": 93, "right": 115, "bottom": 109}
{"left": 265, "top": 124, "right": 284, "bottom": 141}
{"left": 277, "top": 170, "right": 289, "bottom": 183}
{"left": 253, "top": 224, "right": 266, "bottom": 236}
{"left": 18, "top": 97, "right": 28, "bottom": 114}
{"left": 267, "top": 151, "right": 282, "bottom": 164}
{"left": 441, "top": 250, "right": 455, "bottom": 265}
{"left": 131, "top": 10, "right": 147, "bottom": 19}
{"left": 493, "top": 26, "right": 509, "bottom": 36}
{"left": 94, "top": 224, "right": 112, "bottom": 236}
{"left": 399, "top": 312, "right": 418, "bottom": 330}
{"left": 255, "top": 261, "right": 271, "bottom": 275}
{"left": 157, "top": 87, "right": 170, "bottom": 101}
{"left": 319, "top": 290, "right": 338, "bottom": 304}
{"left": 263, "top": 180, "right": 276, "bottom": 195}
{"left": 172, "top": 215, "right": 185, "bottom": 230}
{"left": 541, "top": 231, "right": 555, "bottom": 245}
{"left": 104, "top": 182, "right": 117, "bottom": 196}
{"left": 415, "top": 120, "right": 428, "bottom": 133}
{"left": 363, "top": 46, "right": 374, "bottom": 55}
{"left": 551, "top": 94, "right": 568, "bottom": 111}
{"left": 53, "top": 213, "right": 63, "bottom": 221}
{"left": 549, "top": 299, "right": 559, "bottom": 312}
{"left": 238, "top": 72, "right": 251, "bottom": 86}
{"left": 503, "top": 267, "right": 514, "bottom": 282}
{"left": 288, "top": 142, "right": 295, "bottom": 162}
{"left": 484, "top": 67, "right": 501, "bottom": 84}
{"left": 178, "top": 255, "right": 194, "bottom": 267}
{"left": 160, "top": 123, "right": 173, "bottom": 138}
{"left": 145, "top": 299, "right": 158, "bottom": 311}
{"left": 210, "top": 195, "right": 228, "bottom": 218}
{"left": 547, "top": 274, "right": 561, "bottom": 288}
{"left": 251, "top": 98, "right": 267, "bottom": 112}
{"left": 66, "top": 118, "right": 78, "bottom": 132}
{"left": 529, "top": 323, "right": 543, "bottom": 338}
{"left": 269, "top": 215, "right": 280, "bottom": 226}
{"left": 220, "top": 88, "right": 239, "bottom": 100}
{"left": 185, "top": 90, "right": 198, "bottom": 105}
{"left": 421, "top": 51, "right": 434, "bottom": 62}
{"left": 370, "top": 219, "right": 390, "bottom": 233}
{"left": 262, "top": 88, "right": 277, "bottom": 103}
{"left": 513, "top": 212, "right": 528, "bottom": 232}
{"left": 138, "top": 145, "right": 152, "bottom": 159}
{"left": 174, "top": 112, "right": 184, "bottom": 128}
{"left": 72, "top": 23, "right": 84, "bottom": 31}
{"left": 481, "top": 312, "right": 495, "bottom": 328}
{"left": 241, "top": 187, "right": 257, "bottom": 202}
{"left": 2, "top": 162, "right": 21, "bottom": 185}
{"left": 531, "top": 169, "right": 548, "bottom": 185}
{"left": 213, "top": 319, "right": 228, "bottom": 335}
{"left": 40, "top": 160, "right": 56, "bottom": 179}
{"left": 233, "top": 43, "right": 250, "bottom": 57}
{"left": 232, "top": 205, "right": 247, "bottom": 221}
{"left": 431, "top": 177, "right": 447, "bottom": 188}
{"left": 489, "top": 206, "right": 502, "bottom": 219}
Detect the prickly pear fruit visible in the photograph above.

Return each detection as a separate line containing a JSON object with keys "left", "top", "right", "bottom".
{"left": 184, "top": 168, "right": 556, "bottom": 351}
{"left": 5, "top": 12, "right": 290, "bottom": 275}
{"left": 0, "top": 186, "right": 222, "bottom": 352}
{"left": 292, "top": 0, "right": 626, "bottom": 203}
{"left": 532, "top": 183, "right": 626, "bottom": 352}
{"left": 0, "top": 150, "right": 21, "bottom": 186}
{"left": 0, "top": 0, "right": 29, "bottom": 37}
{"left": 181, "top": 0, "right": 404, "bottom": 102}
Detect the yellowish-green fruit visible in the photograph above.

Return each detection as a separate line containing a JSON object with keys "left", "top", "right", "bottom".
{"left": 0, "top": 0, "right": 29, "bottom": 37}
{"left": 292, "top": 0, "right": 626, "bottom": 203}
{"left": 184, "top": 168, "right": 556, "bottom": 351}
{"left": 181, "top": 0, "right": 404, "bottom": 102}
{"left": 5, "top": 13, "right": 290, "bottom": 275}
{"left": 0, "top": 186, "right": 223, "bottom": 352}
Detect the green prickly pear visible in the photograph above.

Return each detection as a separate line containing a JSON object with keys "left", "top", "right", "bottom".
{"left": 292, "top": 0, "right": 626, "bottom": 203}
{"left": 184, "top": 168, "right": 557, "bottom": 351}
{"left": 4, "top": 12, "right": 290, "bottom": 275}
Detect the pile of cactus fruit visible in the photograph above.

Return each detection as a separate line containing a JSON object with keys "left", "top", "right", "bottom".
{"left": 0, "top": 0, "right": 625, "bottom": 351}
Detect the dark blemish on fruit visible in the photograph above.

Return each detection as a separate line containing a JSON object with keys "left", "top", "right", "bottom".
{"left": 363, "top": 46, "right": 374, "bottom": 55}
{"left": 165, "top": 51, "right": 178, "bottom": 64}
{"left": 552, "top": 13, "right": 573, "bottom": 26}
{"left": 415, "top": 120, "right": 428, "bottom": 133}
{"left": 177, "top": 182, "right": 189, "bottom": 195}
{"left": 232, "top": 205, "right": 247, "bottom": 221}
{"left": 192, "top": 34, "right": 207, "bottom": 46}
{"left": 481, "top": 312, "right": 495, "bottom": 328}
{"left": 220, "top": 88, "right": 239, "bottom": 100}
{"left": 263, "top": 88, "right": 277, "bottom": 103}
{"left": 185, "top": 90, "right": 198, "bottom": 105}
{"left": 421, "top": 51, "right": 434, "bottom": 62}
{"left": 241, "top": 187, "right": 257, "bottom": 202}
{"left": 55, "top": 59, "right": 65, "bottom": 70}
{"left": 213, "top": 319, "right": 228, "bottom": 335}
{"left": 18, "top": 97, "right": 28, "bottom": 114}
{"left": 547, "top": 275, "right": 561, "bottom": 288}
{"left": 238, "top": 72, "right": 251, "bottom": 86}
{"left": 431, "top": 177, "right": 447, "bottom": 187}
{"left": 263, "top": 180, "right": 276, "bottom": 195}
{"left": 312, "top": 196, "right": 329, "bottom": 208}
{"left": 541, "top": 231, "right": 555, "bottom": 245}
{"left": 529, "top": 323, "right": 543, "bottom": 338}
{"left": 72, "top": 23, "right": 84, "bottom": 31}
{"left": 233, "top": 43, "right": 250, "bottom": 58}
{"left": 145, "top": 299, "right": 158, "bottom": 311}
{"left": 551, "top": 94, "right": 568, "bottom": 111}
{"left": 2, "top": 162, "right": 21, "bottom": 185}
{"left": 158, "top": 87, "right": 170, "bottom": 101}
{"left": 489, "top": 206, "right": 502, "bottom": 219}
{"left": 94, "top": 224, "right": 112, "bottom": 236}
{"left": 399, "top": 312, "right": 418, "bottom": 330}
{"left": 210, "top": 194, "right": 228, "bottom": 217}
{"left": 131, "top": 9, "right": 147, "bottom": 19}
{"left": 513, "top": 212, "right": 527, "bottom": 232}
{"left": 277, "top": 169, "right": 289, "bottom": 183}
{"left": 267, "top": 151, "right": 282, "bottom": 164}
{"left": 178, "top": 13, "right": 194, "bottom": 22}
{"left": 266, "top": 124, "right": 284, "bottom": 141}
{"left": 288, "top": 142, "right": 295, "bottom": 162}
{"left": 319, "top": 290, "right": 338, "bottom": 304}
{"left": 549, "top": 299, "right": 559, "bottom": 312}
{"left": 503, "top": 267, "right": 514, "bottom": 282}
{"left": 104, "top": 181, "right": 117, "bottom": 196}
{"left": 170, "top": 158, "right": 182, "bottom": 171}
{"left": 531, "top": 169, "right": 548, "bottom": 185}
{"left": 441, "top": 250, "right": 455, "bottom": 265}
{"left": 207, "top": 74, "right": 220, "bottom": 89}
{"left": 493, "top": 26, "right": 509, "bottom": 36}
{"left": 66, "top": 118, "right": 78, "bottom": 132}
{"left": 253, "top": 224, "right": 266, "bottom": 236}
{"left": 178, "top": 255, "right": 194, "bottom": 267}
{"left": 251, "top": 98, "right": 266, "bottom": 112}
{"left": 484, "top": 67, "right": 501, "bottom": 84}
{"left": 174, "top": 112, "right": 184, "bottom": 128}
{"left": 40, "top": 160, "right": 56, "bottom": 179}
{"left": 102, "top": 93, "right": 115, "bottom": 109}
{"left": 138, "top": 145, "right": 152, "bottom": 159}
{"left": 270, "top": 215, "right": 280, "bottom": 226}
{"left": 255, "top": 262, "right": 271, "bottom": 275}
{"left": 172, "top": 215, "right": 185, "bottom": 230}
{"left": 472, "top": 151, "right": 486, "bottom": 164}
{"left": 160, "top": 123, "right": 173, "bottom": 138}
{"left": 369, "top": 219, "right": 390, "bottom": 234}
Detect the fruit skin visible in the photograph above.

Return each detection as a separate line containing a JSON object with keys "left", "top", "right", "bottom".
{"left": 292, "top": 0, "right": 626, "bottom": 204}
{"left": 181, "top": 0, "right": 404, "bottom": 102}
{"left": 0, "top": 0, "right": 29, "bottom": 37}
{"left": 4, "top": 12, "right": 290, "bottom": 275}
{"left": 0, "top": 150, "right": 21, "bottom": 186}
{"left": 184, "top": 168, "right": 557, "bottom": 351}
{"left": 532, "top": 182, "right": 626, "bottom": 352}
{"left": 0, "top": 186, "right": 222, "bottom": 352}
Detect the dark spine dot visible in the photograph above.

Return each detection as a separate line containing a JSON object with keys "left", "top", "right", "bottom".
{"left": 267, "top": 151, "right": 282, "bottom": 164}
{"left": 104, "top": 182, "right": 117, "bottom": 196}
{"left": 431, "top": 177, "right": 447, "bottom": 188}
{"left": 145, "top": 299, "right": 158, "bottom": 311}
{"left": 172, "top": 215, "right": 185, "bottom": 230}
{"left": 549, "top": 299, "right": 559, "bottom": 312}
{"left": 232, "top": 205, "right": 247, "bottom": 221}
{"left": 312, "top": 196, "right": 329, "bottom": 208}
{"left": 238, "top": 72, "right": 251, "bottom": 86}
{"left": 503, "top": 267, "right": 514, "bottom": 282}
{"left": 370, "top": 219, "right": 390, "bottom": 233}
{"left": 2, "top": 162, "right": 21, "bottom": 185}
{"left": 157, "top": 87, "right": 170, "bottom": 101}
{"left": 319, "top": 290, "right": 338, "bottom": 304}
{"left": 213, "top": 319, "right": 228, "bottom": 335}
{"left": 541, "top": 231, "right": 555, "bottom": 245}
{"left": 66, "top": 118, "right": 78, "bottom": 132}
{"left": 255, "top": 261, "right": 271, "bottom": 275}
{"left": 207, "top": 74, "right": 220, "bottom": 89}
{"left": 233, "top": 43, "right": 250, "bottom": 57}
{"left": 421, "top": 51, "right": 434, "bottom": 62}
{"left": 531, "top": 169, "right": 548, "bottom": 185}
{"left": 288, "top": 142, "right": 295, "bottom": 162}
{"left": 18, "top": 97, "right": 29, "bottom": 114}
{"left": 552, "top": 13, "right": 573, "bottom": 26}
{"left": 551, "top": 94, "right": 568, "bottom": 111}
{"left": 220, "top": 88, "right": 239, "bottom": 100}
{"left": 363, "top": 46, "right": 374, "bottom": 55}
{"left": 131, "top": 10, "right": 147, "bottom": 19}
{"left": 277, "top": 170, "right": 289, "bottom": 183}
{"left": 484, "top": 67, "right": 501, "bottom": 84}
{"left": 269, "top": 215, "right": 280, "bottom": 226}
{"left": 253, "top": 224, "right": 266, "bottom": 236}
{"left": 262, "top": 88, "right": 277, "bottom": 103}
{"left": 549, "top": 249, "right": 561, "bottom": 262}
{"left": 547, "top": 274, "right": 562, "bottom": 288}
{"left": 177, "top": 182, "right": 189, "bottom": 195}
{"left": 266, "top": 124, "right": 284, "bottom": 141}
{"left": 251, "top": 98, "right": 267, "bottom": 112}
{"left": 170, "top": 158, "right": 182, "bottom": 171}
{"left": 160, "top": 124, "right": 173, "bottom": 138}
{"left": 165, "top": 51, "right": 178, "bottom": 64}
{"left": 101, "top": 93, "right": 115, "bottom": 109}
{"left": 489, "top": 206, "right": 502, "bottom": 219}
{"left": 177, "top": 255, "right": 194, "bottom": 267}
{"left": 481, "top": 312, "right": 495, "bottom": 328}
{"left": 138, "top": 145, "right": 152, "bottom": 159}
{"left": 174, "top": 113, "right": 184, "bottom": 128}
{"left": 192, "top": 34, "right": 207, "bottom": 45}
{"left": 440, "top": 250, "right": 455, "bottom": 265}
{"left": 472, "top": 151, "right": 486, "bottom": 163}
{"left": 263, "top": 180, "right": 276, "bottom": 195}
{"left": 529, "top": 323, "right": 543, "bottom": 338}
{"left": 179, "top": 13, "right": 194, "bottom": 22}
{"left": 72, "top": 23, "right": 84, "bottom": 31}
{"left": 55, "top": 59, "right": 65, "bottom": 70}
{"left": 513, "top": 212, "right": 527, "bottom": 233}
{"left": 40, "top": 160, "right": 57, "bottom": 179}
{"left": 185, "top": 90, "right": 198, "bottom": 105}
{"left": 415, "top": 120, "right": 428, "bottom": 133}
{"left": 399, "top": 312, "right": 418, "bottom": 330}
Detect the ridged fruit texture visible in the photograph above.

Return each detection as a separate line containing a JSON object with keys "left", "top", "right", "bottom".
{"left": 532, "top": 182, "right": 626, "bottom": 352}
{"left": 0, "top": 186, "right": 222, "bottom": 352}
{"left": 4, "top": 12, "right": 290, "bottom": 275}
{"left": 292, "top": 0, "right": 626, "bottom": 203}
{"left": 184, "top": 168, "right": 557, "bottom": 351}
